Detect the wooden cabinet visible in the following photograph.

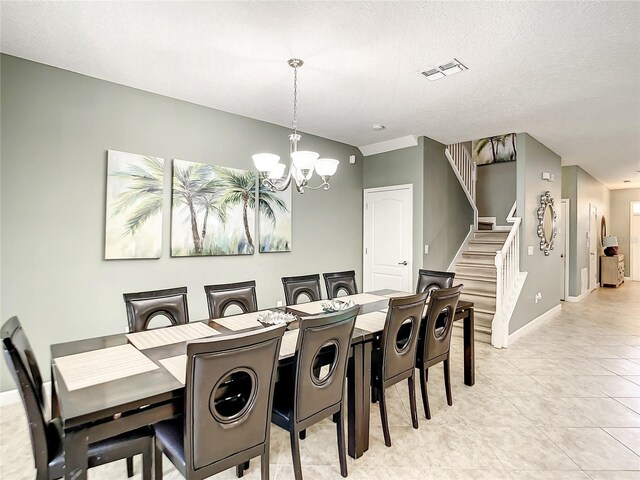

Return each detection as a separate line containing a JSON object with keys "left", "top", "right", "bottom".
{"left": 601, "top": 255, "right": 624, "bottom": 287}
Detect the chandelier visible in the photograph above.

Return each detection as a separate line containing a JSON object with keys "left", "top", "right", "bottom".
{"left": 252, "top": 58, "right": 339, "bottom": 193}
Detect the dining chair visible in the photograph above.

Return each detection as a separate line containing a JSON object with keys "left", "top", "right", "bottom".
{"left": 371, "top": 292, "right": 428, "bottom": 447}
{"left": 323, "top": 270, "right": 358, "bottom": 299}
{"left": 203, "top": 280, "right": 258, "bottom": 318}
{"left": 415, "top": 269, "right": 455, "bottom": 299}
{"left": 269, "top": 306, "right": 359, "bottom": 480}
{"left": 1, "top": 316, "right": 153, "bottom": 480}
{"left": 416, "top": 285, "right": 463, "bottom": 420}
{"left": 154, "top": 324, "right": 286, "bottom": 480}
{"left": 281, "top": 274, "right": 322, "bottom": 305}
{"left": 123, "top": 286, "right": 189, "bottom": 332}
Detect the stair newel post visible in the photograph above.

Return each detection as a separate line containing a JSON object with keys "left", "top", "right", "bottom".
{"left": 495, "top": 251, "right": 504, "bottom": 319}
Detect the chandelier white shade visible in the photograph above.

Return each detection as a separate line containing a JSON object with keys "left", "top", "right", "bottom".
{"left": 252, "top": 58, "right": 340, "bottom": 193}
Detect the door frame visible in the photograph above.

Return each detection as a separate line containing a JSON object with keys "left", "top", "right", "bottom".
{"left": 363, "top": 184, "right": 413, "bottom": 292}
{"left": 561, "top": 199, "right": 570, "bottom": 301}
{"left": 588, "top": 203, "right": 598, "bottom": 290}
{"left": 631, "top": 201, "right": 640, "bottom": 281}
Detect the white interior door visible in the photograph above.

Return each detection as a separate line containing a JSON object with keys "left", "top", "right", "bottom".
{"left": 561, "top": 199, "right": 569, "bottom": 300}
{"left": 363, "top": 185, "right": 413, "bottom": 292}
{"left": 589, "top": 204, "right": 598, "bottom": 290}
{"left": 631, "top": 201, "right": 640, "bottom": 281}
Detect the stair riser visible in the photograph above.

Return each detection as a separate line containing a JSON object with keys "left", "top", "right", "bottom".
{"left": 473, "top": 310, "right": 495, "bottom": 329}
{"left": 467, "top": 243, "right": 502, "bottom": 253}
{"left": 458, "top": 279, "right": 496, "bottom": 295}
{"left": 461, "top": 254, "right": 495, "bottom": 266}
{"left": 454, "top": 265, "right": 496, "bottom": 277}
{"left": 460, "top": 293, "right": 496, "bottom": 312}
{"left": 453, "top": 323, "right": 492, "bottom": 344}
{"left": 473, "top": 232, "right": 509, "bottom": 241}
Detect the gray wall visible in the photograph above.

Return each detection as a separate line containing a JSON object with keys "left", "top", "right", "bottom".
{"left": 0, "top": 55, "right": 363, "bottom": 391}
{"left": 510, "top": 134, "right": 563, "bottom": 333}
{"left": 423, "top": 136, "right": 474, "bottom": 270}
{"left": 476, "top": 162, "right": 516, "bottom": 225}
{"left": 561, "top": 165, "right": 610, "bottom": 296}
{"left": 610, "top": 188, "right": 640, "bottom": 276}
{"left": 362, "top": 138, "right": 424, "bottom": 282}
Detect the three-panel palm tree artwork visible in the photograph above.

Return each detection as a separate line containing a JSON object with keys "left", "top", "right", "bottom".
{"left": 105, "top": 153, "right": 291, "bottom": 258}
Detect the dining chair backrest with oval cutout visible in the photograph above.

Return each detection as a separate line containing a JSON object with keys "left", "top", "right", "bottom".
{"left": 203, "top": 280, "right": 258, "bottom": 319}
{"left": 281, "top": 274, "right": 322, "bottom": 306}
{"left": 270, "top": 306, "right": 359, "bottom": 480}
{"left": 323, "top": 270, "right": 358, "bottom": 299}
{"left": 153, "top": 324, "right": 286, "bottom": 480}
{"left": 123, "top": 287, "right": 189, "bottom": 332}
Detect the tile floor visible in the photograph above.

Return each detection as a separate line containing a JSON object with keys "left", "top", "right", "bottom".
{"left": 1, "top": 282, "right": 639, "bottom": 479}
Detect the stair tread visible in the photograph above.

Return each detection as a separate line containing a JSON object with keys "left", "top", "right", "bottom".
{"left": 455, "top": 262, "right": 497, "bottom": 269}
{"left": 469, "top": 239, "right": 505, "bottom": 244}
{"left": 461, "top": 291, "right": 496, "bottom": 299}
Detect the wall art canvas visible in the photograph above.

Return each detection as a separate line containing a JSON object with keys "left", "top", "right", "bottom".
{"left": 472, "top": 133, "right": 517, "bottom": 165}
{"left": 105, "top": 150, "right": 164, "bottom": 259}
{"left": 258, "top": 176, "right": 292, "bottom": 252}
{"left": 171, "top": 159, "right": 256, "bottom": 256}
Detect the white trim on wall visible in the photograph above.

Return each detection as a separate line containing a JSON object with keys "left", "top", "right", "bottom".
{"left": 358, "top": 135, "right": 418, "bottom": 157}
{"left": 0, "top": 381, "right": 52, "bottom": 407}
{"left": 561, "top": 199, "right": 570, "bottom": 301}
{"left": 565, "top": 286, "right": 596, "bottom": 303}
{"left": 507, "top": 304, "right": 561, "bottom": 346}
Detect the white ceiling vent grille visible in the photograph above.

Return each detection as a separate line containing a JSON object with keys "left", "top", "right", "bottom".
{"left": 420, "top": 59, "right": 468, "bottom": 81}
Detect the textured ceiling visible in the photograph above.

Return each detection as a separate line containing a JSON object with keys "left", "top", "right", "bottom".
{"left": 1, "top": 1, "right": 639, "bottom": 188}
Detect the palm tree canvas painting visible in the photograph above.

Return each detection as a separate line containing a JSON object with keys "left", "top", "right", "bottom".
{"left": 171, "top": 159, "right": 257, "bottom": 256}
{"left": 104, "top": 150, "right": 164, "bottom": 259}
{"left": 258, "top": 176, "right": 291, "bottom": 252}
{"left": 472, "top": 133, "right": 517, "bottom": 165}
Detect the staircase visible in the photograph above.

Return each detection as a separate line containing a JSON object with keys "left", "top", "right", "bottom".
{"left": 453, "top": 229, "right": 509, "bottom": 344}
{"left": 445, "top": 143, "right": 525, "bottom": 347}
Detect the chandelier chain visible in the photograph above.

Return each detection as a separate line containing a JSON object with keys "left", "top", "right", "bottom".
{"left": 292, "top": 64, "right": 298, "bottom": 135}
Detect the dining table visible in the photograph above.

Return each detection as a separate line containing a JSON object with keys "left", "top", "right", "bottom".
{"left": 50, "top": 290, "right": 475, "bottom": 479}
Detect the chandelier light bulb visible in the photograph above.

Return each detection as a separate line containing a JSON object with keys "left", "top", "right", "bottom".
{"left": 267, "top": 163, "right": 286, "bottom": 180}
{"left": 252, "top": 153, "right": 280, "bottom": 172}
{"left": 315, "top": 158, "right": 339, "bottom": 177}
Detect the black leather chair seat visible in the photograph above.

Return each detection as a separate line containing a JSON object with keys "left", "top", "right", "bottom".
{"left": 48, "top": 425, "right": 153, "bottom": 478}
{"left": 154, "top": 418, "right": 186, "bottom": 472}
{"left": 271, "top": 382, "right": 295, "bottom": 429}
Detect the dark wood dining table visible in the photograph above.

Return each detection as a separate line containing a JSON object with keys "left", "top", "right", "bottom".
{"left": 50, "top": 290, "right": 474, "bottom": 479}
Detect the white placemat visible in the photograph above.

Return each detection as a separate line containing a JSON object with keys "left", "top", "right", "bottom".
{"left": 289, "top": 300, "right": 325, "bottom": 315}
{"left": 279, "top": 330, "right": 300, "bottom": 359}
{"left": 160, "top": 355, "right": 187, "bottom": 385}
{"left": 214, "top": 311, "right": 270, "bottom": 331}
{"left": 340, "top": 293, "right": 388, "bottom": 305}
{"left": 55, "top": 344, "right": 159, "bottom": 391}
{"left": 126, "top": 322, "right": 220, "bottom": 350}
{"left": 355, "top": 311, "right": 388, "bottom": 333}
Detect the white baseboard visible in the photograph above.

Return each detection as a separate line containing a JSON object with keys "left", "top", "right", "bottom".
{"left": 565, "top": 285, "right": 599, "bottom": 303}
{"left": 0, "top": 381, "right": 51, "bottom": 407}
{"left": 507, "top": 304, "right": 561, "bottom": 346}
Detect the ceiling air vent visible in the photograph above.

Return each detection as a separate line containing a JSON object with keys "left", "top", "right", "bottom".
{"left": 421, "top": 58, "right": 468, "bottom": 81}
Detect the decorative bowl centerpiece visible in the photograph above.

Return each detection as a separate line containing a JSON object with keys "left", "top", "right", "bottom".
{"left": 256, "top": 311, "right": 297, "bottom": 328}
{"left": 321, "top": 299, "right": 356, "bottom": 313}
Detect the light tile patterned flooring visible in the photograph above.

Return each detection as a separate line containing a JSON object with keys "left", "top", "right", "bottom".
{"left": 1, "top": 282, "right": 639, "bottom": 479}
